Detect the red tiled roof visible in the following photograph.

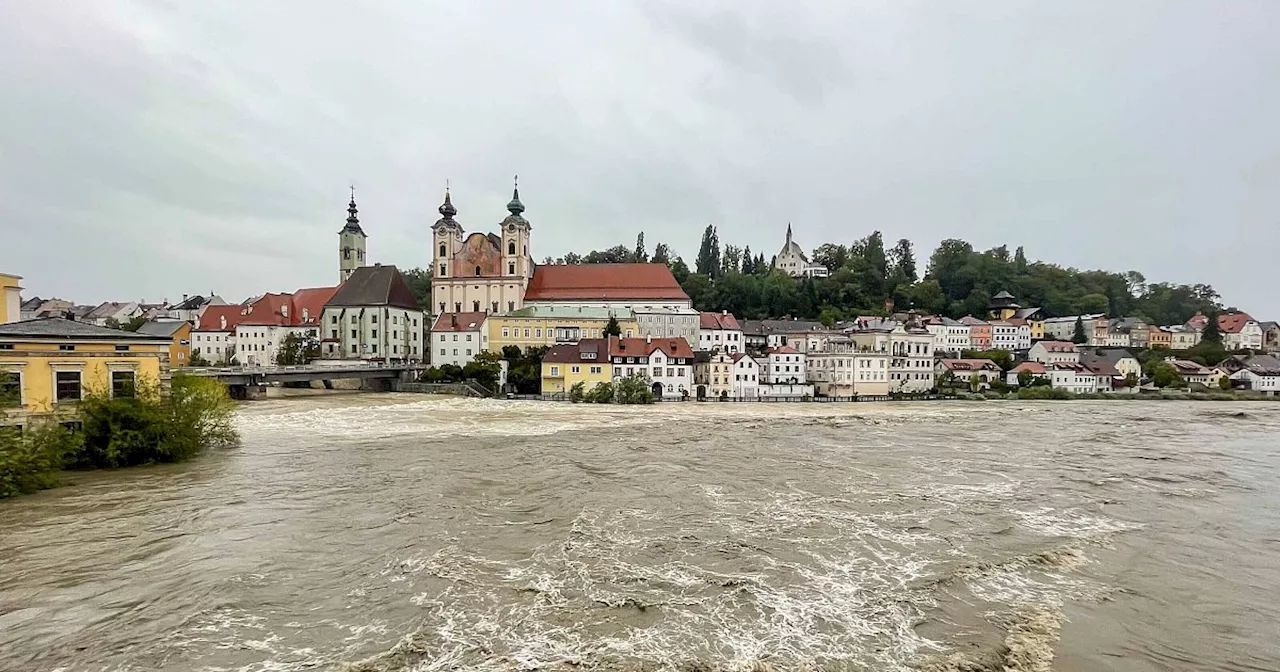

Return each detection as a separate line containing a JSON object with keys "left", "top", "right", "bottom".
{"left": 1010, "top": 362, "right": 1046, "bottom": 374}
{"left": 1218, "top": 312, "right": 1255, "bottom": 334}
{"left": 699, "top": 311, "right": 741, "bottom": 330}
{"left": 730, "top": 352, "right": 754, "bottom": 364}
{"left": 431, "top": 312, "right": 488, "bottom": 332}
{"left": 524, "top": 264, "right": 689, "bottom": 301}
{"left": 608, "top": 336, "right": 695, "bottom": 360}
{"left": 194, "top": 304, "right": 247, "bottom": 332}
{"left": 291, "top": 286, "right": 340, "bottom": 326}
{"left": 767, "top": 346, "right": 801, "bottom": 355}
{"left": 938, "top": 358, "right": 1002, "bottom": 371}
{"left": 238, "top": 293, "right": 293, "bottom": 326}
{"left": 1037, "top": 340, "right": 1077, "bottom": 353}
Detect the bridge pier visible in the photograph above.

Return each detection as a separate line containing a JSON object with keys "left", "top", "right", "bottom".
{"left": 227, "top": 384, "right": 268, "bottom": 401}
{"left": 361, "top": 378, "right": 393, "bottom": 392}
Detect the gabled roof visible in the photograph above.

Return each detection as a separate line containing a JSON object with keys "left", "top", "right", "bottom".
{"left": 699, "top": 311, "right": 741, "bottom": 330}
{"left": 938, "top": 358, "right": 1002, "bottom": 372}
{"left": 1035, "top": 340, "right": 1077, "bottom": 353}
{"left": 134, "top": 320, "right": 190, "bottom": 338}
{"left": 542, "top": 342, "right": 584, "bottom": 364}
{"left": 194, "top": 304, "right": 248, "bottom": 333}
{"left": 958, "top": 316, "right": 990, "bottom": 327}
{"left": 1010, "top": 362, "right": 1046, "bottom": 374}
{"left": 730, "top": 352, "right": 755, "bottom": 365}
{"left": 767, "top": 346, "right": 801, "bottom": 355}
{"left": 238, "top": 293, "right": 294, "bottom": 326}
{"left": 291, "top": 286, "right": 340, "bottom": 326}
{"left": 326, "top": 264, "right": 420, "bottom": 310}
{"left": 524, "top": 264, "right": 688, "bottom": 301}
{"left": 1218, "top": 312, "right": 1256, "bottom": 334}
{"left": 431, "top": 312, "right": 488, "bottom": 332}
{"left": 607, "top": 336, "right": 695, "bottom": 360}
{"left": 1081, "top": 348, "right": 1138, "bottom": 365}
{"left": 741, "top": 319, "right": 826, "bottom": 335}
{"left": 0, "top": 317, "right": 170, "bottom": 341}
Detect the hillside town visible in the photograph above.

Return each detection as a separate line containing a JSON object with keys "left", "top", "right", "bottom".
{"left": 4, "top": 182, "right": 1280, "bottom": 430}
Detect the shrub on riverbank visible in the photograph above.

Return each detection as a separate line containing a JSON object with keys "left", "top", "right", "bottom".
{"left": 0, "top": 425, "right": 80, "bottom": 499}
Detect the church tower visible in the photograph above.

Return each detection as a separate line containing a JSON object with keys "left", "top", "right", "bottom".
{"left": 338, "top": 190, "right": 367, "bottom": 283}
{"left": 500, "top": 176, "right": 532, "bottom": 280}
{"left": 431, "top": 187, "right": 463, "bottom": 281}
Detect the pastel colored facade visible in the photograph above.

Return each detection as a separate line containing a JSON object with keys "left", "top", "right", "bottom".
{"left": 698, "top": 311, "right": 744, "bottom": 353}
{"left": 730, "top": 353, "right": 761, "bottom": 399}
{"left": 1218, "top": 312, "right": 1264, "bottom": 351}
{"left": 959, "top": 317, "right": 992, "bottom": 350}
{"left": 923, "top": 317, "right": 971, "bottom": 356}
{"left": 1, "top": 318, "right": 171, "bottom": 429}
{"left": 1148, "top": 326, "right": 1172, "bottom": 350}
{"left": 606, "top": 337, "right": 695, "bottom": 399}
{"left": 1164, "top": 358, "right": 1228, "bottom": 388}
{"left": 1, "top": 273, "right": 21, "bottom": 324}
{"left": 338, "top": 195, "right": 368, "bottom": 283}
{"left": 431, "top": 186, "right": 533, "bottom": 316}
{"left": 635, "top": 307, "right": 700, "bottom": 348}
{"left": 1165, "top": 325, "right": 1201, "bottom": 350}
{"left": 320, "top": 265, "right": 427, "bottom": 363}
{"left": 693, "top": 350, "right": 735, "bottom": 399}
{"left": 936, "top": 359, "right": 1003, "bottom": 390}
{"left": 1262, "top": 321, "right": 1280, "bottom": 353}
{"left": 1080, "top": 349, "right": 1142, "bottom": 382}
{"left": 540, "top": 341, "right": 611, "bottom": 396}
{"left": 987, "top": 291, "right": 1020, "bottom": 321}
{"left": 135, "top": 320, "right": 193, "bottom": 367}
{"left": 430, "top": 312, "right": 489, "bottom": 367}
{"left": 847, "top": 324, "right": 936, "bottom": 393}
{"left": 808, "top": 349, "right": 890, "bottom": 397}
{"left": 488, "top": 307, "right": 639, "bottom": 351}
{"left": 772, "top": 224, "right": 829, "bottom": 278}
{"left": 523, "top": 264, "right": 691, "bottom": 312}
{"left": 1028, "top": 340, "right": 1079, "bottom": 366}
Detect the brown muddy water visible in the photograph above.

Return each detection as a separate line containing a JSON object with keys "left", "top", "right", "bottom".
{"left": 1, "top": 395, "right": 1278, "bottom": 671}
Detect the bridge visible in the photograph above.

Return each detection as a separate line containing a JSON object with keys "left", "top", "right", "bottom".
{"left": 187, "top": 363, "right": 424, "bottom": 399}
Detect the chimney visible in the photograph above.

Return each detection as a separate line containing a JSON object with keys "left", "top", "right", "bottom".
{"left": 183, "top": 294, "right": 189, "bottom": 302}
{"left": 646, "top": 336, "right": 652, "bottom": 344}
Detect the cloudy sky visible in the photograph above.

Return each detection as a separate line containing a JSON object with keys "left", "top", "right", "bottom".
{"left": 2, "top": 1, "right": 1277, "bottom": 316}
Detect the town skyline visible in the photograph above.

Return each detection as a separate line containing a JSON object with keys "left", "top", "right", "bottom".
{"left": 3, "top": 2, "right": 1278, "bottom": 316}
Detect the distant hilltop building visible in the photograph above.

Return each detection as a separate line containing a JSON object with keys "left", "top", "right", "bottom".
{"left": 772, "top": 224, "right": 829, "bottom": 278}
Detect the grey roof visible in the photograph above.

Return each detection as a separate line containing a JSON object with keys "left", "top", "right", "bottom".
{"left": 0, "top": 317, "right": 171, "bottom": 340}
{"left": 325, "top": 264, "right": 419, "bottom": 309}
{"left": 1260, "top": 321, "right": 1279, "bottom": 331}
{"left": 1013, "top": 307, "right": 1043, "bottom": 319}
{"left": 1080, "top": 348, "right": 1137, "bottom": 365}
{"left": 134, "top": 320, "right": 188, "bottom": 338}
{"left": 740, "top": 319, "right": 826, "bottom": 335}
{"left": 172, "top": 294, "right": 216, "bottom": 311}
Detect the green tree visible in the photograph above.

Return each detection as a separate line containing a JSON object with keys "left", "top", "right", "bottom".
{"left": 651, "top": 243, "right": 671, "bottom": 265}
{"left": 741, "top": 246, "right": 754, "bottom": 274}
{"left": 1076, "top": 293, "right": 1110, "bottom": 315}
{"left": 614, "top": 375, "right": 655, "bottom": 404}
{"left": 402, "top": 267, "right": 433, "bottom": 309}
{"left": 1201, "top": 311, "right": 1222, "bottom": 344}
{"left": 1124, "top": 372, "right": 1139, "bottom": 388}
{"left": 568, "top": 381, "right": 586, "bottom": 403}
{"left": 721, "top": 245, "right": 742, "bottom": 276}
{"left": 890, "top": 238, "right": 917, "bottom": 283}
{"left": 632, "top": 232, "right": 648, "bottom": 263}
{"left": 1072, "top": 317, "right": 1087, "bottom": 344}
{"left": 604, "top": 315, "right": 622, "bottom": 337}
{"left": 104, "top": 317, "right": 122, "bottom": 330}
{"left": 188, "top": 349, "right": 212, "bottom": 367}
{"left": 962, "top": 349, "right": 1014, "bottom": 370}
{"left": 122, "top": 315, "right": 146, "bottom": 332}
{"left": 587, "top": 381, "right": 615, "bottom": 403}
{"left": 695, "top": 225, "right": 721, "bottom": 278}
{"left": 1017, "top": 369, "right": 1033, "bottom": 388}
{"left": 1151, "top": 362, "right": 1185, "bottom": 388}
{"left": 670, "top": 257, "right": 691, "bottom": 284}
{"left": 1013, "top": 246, "right": 1028, "bottom": 274}
{"left": 275, "top": 332, "right": 319, "bottom": 365}
{"left": 1219, "top": 375, "right": 1232, "bottom": 391}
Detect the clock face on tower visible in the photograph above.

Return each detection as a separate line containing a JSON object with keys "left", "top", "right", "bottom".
{"left": 507, "top": 224, "right": 516, "bottom": 233}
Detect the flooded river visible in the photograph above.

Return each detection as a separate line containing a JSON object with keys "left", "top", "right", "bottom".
{"left": 1, "top": 395, "right": 1278, "bottom": 671}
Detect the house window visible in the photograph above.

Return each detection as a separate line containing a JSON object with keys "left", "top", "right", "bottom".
{"left": 372, "top": 329, "right": 378, "bottom": 338}
{"left": 452, "top": 334, "right": 458, "bottom": 341}
{"left": 440, "top": 348, "right": 446, "bottom": 355}
{"left": 111, "top": 370, "right": 136, "bottom": 398}
{"left": 351, "top": 329, "right": 357, "bottom": 338}
{"left": 0, "top": 371, "right": 20, "bottom": 407}
{"left": 508, "top": 301, "right": 515, "bottom": 311}
{"left": 331, "top": 315, "right": 338, "bottom": 324}
{"left": 473, "top": 301, "right": 481, "bottom": 312}
{"left": 455, "top": 303, "right": 462, "bottom": 312}
{"left": 502, "top": 328, "right": 510, "bottom": 337}
{"left": 55, "top": 371, "right": 81, "bottom": 401}
{"left": 667, "top": 367, "right": 675, "bottom": 377}
{"left": 466, "top": 334, "right": 472, "bottom": 341}
{"left": 370, "top": 344, "right": 377, "bottom": 353}
{"left": 652, "top": 367, "right": 661, "bottom": 376}
{"left": 371, "top": 314, "right": 378, "bottom": 324}
{"left": 535, "top": 328, "right": 542, "bottom": 337}
{"left": 491, "top": 302, "right": 498, "bottom": 313}
{"left": 114, "top": 345, "right": 129, "bottom": 351}
{"left": 351, "top": 344, "right": 358, "bottom": 353}
{"left": 439, "top": 302, "right": 446, "bottom": 313}
{"left": 466, "top": 349, "right": 472, "bottom": 356}
{"left": 413, "top": 318, "right": 418, "bottom": 327}
{"left": 550, "top": 366, "right": 560, "bottom": 376}
{"left": 590, "top": 366, "right": 601, "bottom": 374}
{"left": 572, "top": 365, "right": 580, "bottom": 374}
{"left": 524, "top": 329, "right": 530, "bottom": 337}
{"left": 331, "top": 330, "right": 338, "bottom": 339}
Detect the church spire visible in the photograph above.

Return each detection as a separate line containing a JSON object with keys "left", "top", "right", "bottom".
{"left": 341, "top": 186, "right": 365, "bottom": 236}
{"left": 506, "top": 174, "right": 525, "bottom": 216}
{"left": 438, "top": 184, "right": 457, "bottom": 219}
{"left": 786, "top": 222, "right": 792, "bottom": 245}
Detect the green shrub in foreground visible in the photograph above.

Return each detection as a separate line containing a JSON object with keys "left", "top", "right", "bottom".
{"left": 0, "top": 425, "right": 81, "bottom": 499}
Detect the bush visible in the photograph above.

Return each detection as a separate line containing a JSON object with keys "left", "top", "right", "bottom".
{"left": 1016, "top": 386, "right": 1073, "bottom": 400}
{"left": 568, "top": 381, "right": 586, "bottom": 403}
{"left": 587, "top": 381, "right": 616, "bottom": 403}
{"left": 0, "top": 425, "right": 80, "bottom": 499}
{"left": 66, "top": 373, "right": 238, "bottom": 469}
{"left": 614, "top": 376, "right": 655, "bottom": 404}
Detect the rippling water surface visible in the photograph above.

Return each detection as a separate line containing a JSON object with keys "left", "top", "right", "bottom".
{"left": 1, "top": 394, "right": 1279, "bottom": 671}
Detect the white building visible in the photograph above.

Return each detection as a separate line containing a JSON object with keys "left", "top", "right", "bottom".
{"left": 847, "top": 323, "right": 936, "bottom": 393}
{"left": 191, "top": 304, "right": 244, "bottom": 364}
{"left": 730, "top": 353, "right": 760, "bottom": 399}
{"left": 320, "top": 264, "right": 427, "bottom": 363}
{"left": 163, "top": 294, "right": 227, "bottom": 323}
{"left": 923, "top": 316, "right": 971, "bottom": 356}
{"left": 760, "top": 346, "right": 807, "bottom": 384}
{"left": 634, "top": 307, "right": 700, "bottom": 348}
{"left": 699, "top": 311, "right": 744, "bottom": 353}
{"left": 430, "top": 312, "right": 490, "bottom": 367}
{"left": 771, "top": 224, "right": 829, "bottom": 278}
{"left": 1219, "top": 313, "right": 1265, "bottom": 351}
{"left": 1048, "top": 363, "right": 1101, "bottom": 394}
{"left": 808, "top": 348, "right": 891, "bottom": 397}
{"left": 608, "top": 336, "right": 694, "bottom": 399}
{"left": 1042, "top": 315, "right": 1103, "bottom": 342}
{"left": 1028, "top": 340, "right": 1079, "bottom": 366}
{"left": 234, "top": 287, "right": 337, "bottom": 366}
{"left": 989, "top": 321, "right": 1031, "bottom": 352}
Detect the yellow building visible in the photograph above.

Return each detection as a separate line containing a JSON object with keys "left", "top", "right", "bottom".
{"left": 1, "top": 273, "right": 21, "bottom": 324}
{"left": 0, "top": 318, "right": 171, "bottom": 429}
{"left": 540, "top": 340, "right": 612, "bottom": 396}
{"left": 489, "top": 306, "right": 638, "bottom": 352}
{"left": 693, "top": 350, "right": 734, "bottom": 398}
{"left": 1027, "top": 318, "right": 1045, "bottom": 341}
{"left": 136, "top": 320, "right": 194, "bottom": 367}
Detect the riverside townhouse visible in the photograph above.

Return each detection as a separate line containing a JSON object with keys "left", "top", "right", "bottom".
{"left": 0, "top": 318, "right": 171, "bottom": 431}
{"left": 540, "top": 336, "right": 694, "bottom": 399}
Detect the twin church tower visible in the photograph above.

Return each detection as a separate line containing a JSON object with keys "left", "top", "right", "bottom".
{"left": 336, "top": 179, "right": 534, "bottom": 316}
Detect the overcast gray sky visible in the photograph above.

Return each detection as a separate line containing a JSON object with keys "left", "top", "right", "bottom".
{"left": 2, "top": 1, "right": 1277, "bottom": 317}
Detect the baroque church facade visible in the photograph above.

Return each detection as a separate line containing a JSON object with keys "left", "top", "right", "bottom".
{"left": 430, "top": 183, "right": 533, "bottom": 317}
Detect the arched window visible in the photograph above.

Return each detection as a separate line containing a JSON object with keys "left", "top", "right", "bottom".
{"left": 472, "top": 301, "right": 480, "bottom": 312}
{"left": 508, "top": 241, "right": 516, "bottom": 255}
{"left": 454, "top": 302, "right": 462, "bottom": 312}
{"left": 474, "top": 266, "right": 481, "bottom": 276}
{"left": 439, "top": 243, "right": 447, "bottom": 258}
